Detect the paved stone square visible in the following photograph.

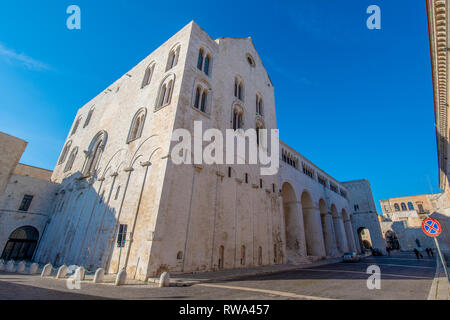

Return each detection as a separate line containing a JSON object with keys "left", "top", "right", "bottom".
{"left": 0, "top": 252, "right": 442, "bottom": 300}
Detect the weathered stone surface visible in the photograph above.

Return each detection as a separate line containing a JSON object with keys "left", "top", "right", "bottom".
{"left": 115, "top": 269, "right": 127, "bottom": 286}
{"left": 93, "top": 268, "right": 104, "bottom": 283}
{"left": 5, "top": 260, "right": 15, "bottom": 272}
{"left": 41, "top": 263, "right": 52, "bottom": 277}
{"left": 29, "top": 263, "right": 39, "bottom": 274}
{"left": 0, "top": 260, "right": 4, "bottom": 271}
{"left": 55, "top": 265, "right": 68, "bottom": 279}
{"left": 16, "top": 261, "right": 26, "bottom": 273}
{"left": 77, "top": 266, "right": 86, "bottom": 280}
{"left": 159, "top": 272, "right": 170, "bottom": 287}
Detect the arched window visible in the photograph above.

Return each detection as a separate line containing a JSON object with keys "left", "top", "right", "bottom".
{"left": 166, "top": 45, "right": 180, "bottom": 71}
{"left": 194, "top": 86, "right": 201, "bottom": 109}
{"left": 232, "top": 104, "right": 244, "bottom": 130}
{"left": 197, "top": 48, "right": 204, "bottom": 70}
{"left": 127, "top": 108, "right": 147, "bottom": 143}
{"left": 58, "top": 140, "right": 72, "bottom": 164}
{"left": 197, "top": 47, "right": 212, "bottom": 76}
{"left": 83, "top": 108, "right": 94, "bottom": 128}
{"left": 394, "top": 203, "right": 400, "bottom": 211}
{"left": 204, "top": 54, "right": 211, "bottom": 76}
{"left": 1, "top": 226, "right": 39, "bottom": 261}
{"left": 71, "top": 117, "right": 82, "bottom": 135}
{"left": 401, "top": 203, "right": 407, "bottom": 211}
{"left": 256, "top": 118, "right": 265, "bottom": 146}
{"left": 83, "top": 131, "right": 107, "bottom": 176}
{"left": 234, "top": 77, "right": 244, "bottom": 101}
{"left": 246, "top": 53, "right": 256, "bottom": 67}
{"left": 256, "top": 94, "right": 264, "bottom": 116}
{"left": 156, "top": 75, "right": 175, "bottom": 109}
{"left": 417, "top": 204, "right": 425, "bottom": 213}
{"left": 193, "top": 83, "right": 209, "bottom": 113}
{"left": 141, "top": 63, "right": 155, "bottom": 89}
{"left": 64, "top": 147, "right": 78, "bottom": 172}
{"left": 407, "top": 202, "right": 414, "bottom": 210}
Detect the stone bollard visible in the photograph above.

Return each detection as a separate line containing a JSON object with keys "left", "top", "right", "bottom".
{"left": 55, "top": 264, "right": 68, "bottom": 279}
{"left": 0, "top": 260, "right": 4, "bottom": 271}
{"left": 16, "top": 261, "right": 26, "bottom": 273}
{"left": 41, "top": 263, "right": 52, "bottom": 277}
{"left": 67, "top": 264, "right": 79, "bottom": 276}
{"left": 5, "top": 260, "right": 15, "bottom": 272}
{"left": 29, "top": 263, "right": 39, "bottom": 274}
{"left": 93, "top": 268, "right": 104, "bottom": 283}
{"left": 159, "top": 272, "right": 170, "bottom": 287}
{"left": 115, "top": 269, "right": 127, "bottom": 286}
{"left": 77, "top": 266, "right": 86, "bottom": 280}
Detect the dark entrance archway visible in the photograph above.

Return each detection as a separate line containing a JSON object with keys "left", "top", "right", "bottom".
{"left": 1, "top": 226, "right": 39, "bottom": 261}
{"left": 385, "top": 230, "right": 400, "bottom": 250}
{"left": 357, "top": 227, "right": 373, "bottom": 252}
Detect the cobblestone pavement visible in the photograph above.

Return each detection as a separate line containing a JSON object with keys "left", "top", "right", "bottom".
{"left": 0, "top": 252, "right": 438, "bottom": 300}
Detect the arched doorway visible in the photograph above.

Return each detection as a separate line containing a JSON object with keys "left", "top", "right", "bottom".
{"left": 385, "top": 230, "right": 400, "bottom": 250}
{"left": 301, "top": 191, "right": 326, "bottom": 257}
{"left": 342, "top": 209, "right": 356, "bottom": 252}
{"left": 1, "top": 226, "right": 39, "bottom": 261}
{"left": 357, "top": 227, "right": 373, "bottom": 252}
{"left": 331, "top": 204, "right": 345, "bottom": 253}
{"left": 281, "top": 182, "right": 304, "bottom": 255}
{"left": 319, "top": 199, "right": 336, "bottom": 256}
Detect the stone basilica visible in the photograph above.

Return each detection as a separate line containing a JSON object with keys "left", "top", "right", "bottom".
{"left": 0, "top": 22, "right": 385, "bottom": 281}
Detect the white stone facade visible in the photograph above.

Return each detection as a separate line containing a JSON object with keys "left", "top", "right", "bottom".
{"left": 26, "top": 21, "right": 377, "bottom": 281}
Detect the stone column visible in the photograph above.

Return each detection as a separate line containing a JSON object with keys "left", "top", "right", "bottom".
{"left": 303, "top": 206, "right": 326, "bottom": 257}
{"left": 333, "top": 216, "right": 349, "bottom": 253}
{"left": 283, "top": 201, "right": 307, "bottom": 257}
{"left": 344, "top": 219, "right": 357, "bottom": 252}
{"left": 321, "top": 212, "right": 338, "bottom": 256}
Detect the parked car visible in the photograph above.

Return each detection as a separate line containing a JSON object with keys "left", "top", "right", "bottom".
{"left": 343, "top": 252, "right": 360, "bottom": 262}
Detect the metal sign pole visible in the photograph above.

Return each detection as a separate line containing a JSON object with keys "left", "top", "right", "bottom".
{"left": 433, "top": 236, "right": 449, "bottom": 280}
{"left": 424, "top": 213, "right": 448, "bottom": 280}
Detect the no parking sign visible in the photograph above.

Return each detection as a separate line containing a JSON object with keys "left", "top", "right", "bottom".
{"left": 421, "top": 217, "right": 448, "bottom": 279}
{"left": 422, "top": 218, "right": 441, "bottom": 237}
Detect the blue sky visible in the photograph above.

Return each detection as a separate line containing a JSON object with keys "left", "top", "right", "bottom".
{"left": 0, "top": 0, "right": 437, "bottom": 213}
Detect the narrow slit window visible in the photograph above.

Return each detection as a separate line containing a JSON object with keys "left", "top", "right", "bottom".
{"left": 18, "top": 195, "right": 33, "bottom": 212}
{"left": 117, "top": 224, "right": 128, "bottom": 248}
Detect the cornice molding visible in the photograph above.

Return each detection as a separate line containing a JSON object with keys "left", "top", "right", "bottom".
{"left": 427, "top": 0, "right": 449, "bottom": 190}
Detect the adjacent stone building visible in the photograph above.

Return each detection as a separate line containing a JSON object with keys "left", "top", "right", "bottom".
{"left": 0, "top": 132, "right": 58, "bottom": 262}
{"left": 379, "top": 192, "right": 450, "bottom": 252}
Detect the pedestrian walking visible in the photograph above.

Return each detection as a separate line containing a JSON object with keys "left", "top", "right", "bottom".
{"left": 430, "top": 248, "right": 434, "bottom": 257}
{"left": 413, "top": 248, "right": 420, "bottom": 260}
{"left": 425, "top": 248, "right": 431, "bottom": 257}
